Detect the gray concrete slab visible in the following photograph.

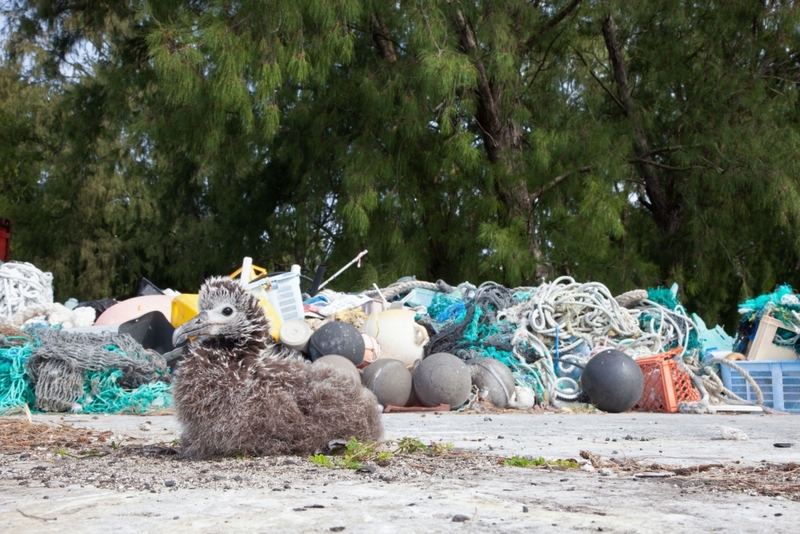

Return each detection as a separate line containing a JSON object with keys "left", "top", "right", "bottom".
{"left": 1, "top": 411, "right": 799, "bottom": 533}
{"left": 34, "top": 410, "right": 800, "bottom": 466}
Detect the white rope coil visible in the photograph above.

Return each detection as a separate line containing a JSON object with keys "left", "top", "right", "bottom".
{"left": 0, "top": 262, "right": 54, "bottom": 319}
{"left": 495, "top": 277, "right": 703, "bottom": 403}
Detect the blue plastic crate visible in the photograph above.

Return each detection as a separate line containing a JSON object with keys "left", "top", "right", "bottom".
{"left": 720, "top": 360, "right": 800, "bottom": 413}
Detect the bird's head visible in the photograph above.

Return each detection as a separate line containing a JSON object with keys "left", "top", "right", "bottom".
{"left": 172, "top": 277, "right": 270, "bottom": 351}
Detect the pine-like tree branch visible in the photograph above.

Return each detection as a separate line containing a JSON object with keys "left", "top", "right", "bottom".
{"left": 625, "top": 159, "right": 707, "bottom": 172}
{"left": 524, "top": 0, "right": 583, "bottom": 52}
{"left": 574, "top": 47, "right": 626, "bottom": 113}
{"left": 531, "top": 165, "right": 594, "bottom": 202}
{"left": 452, "top": 8, "right": 504, "bottom": 163}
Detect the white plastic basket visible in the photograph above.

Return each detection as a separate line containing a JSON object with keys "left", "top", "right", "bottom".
{"left": 258, "top": 265, "right": 303, "bottom": 322}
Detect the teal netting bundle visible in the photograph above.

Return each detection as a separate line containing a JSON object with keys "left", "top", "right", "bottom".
{"left": 0, "top": 338, "right": 36, "bottom": 414}
{"left": 424, "top": 293, "right": 549, "bottom": 400}
{"left": 647, "top": 287, "right": 680, "bottom": 311}
{"left": 77, "top": 369, "right": 171, "bottom": 414}
{"left": 427, "top": 293, "right": 464, "bottom": 320}
{"left": 434, "top": 301, "right": 467, "bottom": 323}
{"left": 1, "top": 328, "right": 172, "bottom": 414}
{"left": 736, "top": 284, "right": 800, "bottom": 355}
{"left": 739, "top": 284, "right": 797, "bottom": 315}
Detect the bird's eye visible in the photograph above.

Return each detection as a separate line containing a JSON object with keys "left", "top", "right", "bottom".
{"left": 222, "top": 307, "right": 234, "bottom": 317}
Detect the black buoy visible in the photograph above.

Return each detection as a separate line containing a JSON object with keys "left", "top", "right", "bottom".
{"left": 308, "top": 321, "right": 365, "bottom": 366}
{"left": 580, "top": 349, "right": 644, "bottom": 413}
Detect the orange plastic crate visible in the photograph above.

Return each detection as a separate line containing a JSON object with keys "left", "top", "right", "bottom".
{"left": 633, "top": 349, "right": 701, "bottom": 413}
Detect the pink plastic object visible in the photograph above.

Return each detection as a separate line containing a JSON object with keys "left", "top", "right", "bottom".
{"left": 95, "top": 295, "right": 175, "bottom": 325}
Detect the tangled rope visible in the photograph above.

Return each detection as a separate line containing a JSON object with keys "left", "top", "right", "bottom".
{"left": 677, "top": 357, "right": 766, "bottom": 413}
{"left": 0, "top": 262, "right": 53, "bottom": 319}
{"left": 363, "top": 275, "right": 763, "bottom": 409}
{"left": 493, "top": 277, "right": 704, "bottom": 403}
{"left": 363, "top": 280, "right": 440, "bottom": 300}
{"left": 500, "top": 277, "right": 646, "bottom": 355}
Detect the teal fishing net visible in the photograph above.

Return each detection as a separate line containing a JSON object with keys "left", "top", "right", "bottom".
{"left": 647, "top": 287, "right": 680, "bottom": 311}
{"left": 739, "top": 284, "right": 797, "bottom": 314}
{"left": 425, "top": 291, "right": 549, "bottom": 399}
{"left": 77, "top": 369, "right": 171, "bottom": 414}
{"left": 1, "top": 328, "right": 172, "bottom": 414}
{"left": 0, "top": 337, "right": 36, "bottom": 413}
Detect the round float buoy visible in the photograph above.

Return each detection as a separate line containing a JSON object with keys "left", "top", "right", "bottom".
{"left": 308, "top": 321, "right": 365, "bottom": 366}
{"left": 279, "top": 319, "right": 312, "bottom": 353}
{"left": 580, "top": 349, "right": 644, "bottom": 413}
{"left": 413, "top": 352, "right": 472, "bottom": 408}
{"left": 467, "top": 358, "right": 515, "bottom": 408}
{"left": 314, "top": 354, "right": 361, "bottom": 384}
{"left": 361, "top": 359, "right": 413, "bottom": 407}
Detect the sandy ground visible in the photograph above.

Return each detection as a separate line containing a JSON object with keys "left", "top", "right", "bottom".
{"left": 1, "top": 410, "right": 799, "bottom": 533}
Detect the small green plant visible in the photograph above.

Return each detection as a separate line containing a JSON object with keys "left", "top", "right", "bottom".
{"left": 504, "top": 456, "right": 578, "bottom": 469}
{"left": 344, "top": 436, "right": 376, "bottom": 462}
{"left": 429, "top": 441, "right": 454, "bottom": 455}
{"left": 309, "top": 454, "right": 335, "bottom": 468}
{"left": 54, "top": 447, "right": 68, "bottom": 457}
{"left": 308, "top": 437, "right": 393, "bottom": 470}
{"left": 395, "top": 437, "right": 427, "bottom": 454}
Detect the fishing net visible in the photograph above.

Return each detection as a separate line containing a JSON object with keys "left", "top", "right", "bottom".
{"left": 0, "top": 333, "right": 36, "bottom": 413}
{"left": 1, "top": 327, "right": 171, "bottom": 414}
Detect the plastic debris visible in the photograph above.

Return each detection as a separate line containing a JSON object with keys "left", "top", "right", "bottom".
{"left": 720, "top": 426, "right": 749, "bottom": 441}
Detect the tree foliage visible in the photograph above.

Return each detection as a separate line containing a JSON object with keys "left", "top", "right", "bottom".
{"left": 2, "top": 0, "right": 800, "bottom": 328}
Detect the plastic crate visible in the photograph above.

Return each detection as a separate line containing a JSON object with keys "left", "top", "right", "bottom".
{"left": 720, "top": 360, "right": 800, "bottom": 413}
{"left": 633, "top": 350, "right": 701, "bottom": 413}
{"left": 745, "top": 315, "right": 800, "bottom": 361}
{"left": 261, "top": 265, "right": 304, "bottom": 322}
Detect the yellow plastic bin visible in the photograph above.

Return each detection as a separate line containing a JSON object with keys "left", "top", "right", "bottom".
{"left": 252, "top": 287, "right": 284, "bottom": 339}
{"left": 171, "top": 294, "right": 199, "bottom": 328}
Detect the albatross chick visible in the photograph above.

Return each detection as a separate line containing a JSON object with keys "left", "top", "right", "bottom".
{"left": 172, "top": 277, "right": 383, "bottom": 458}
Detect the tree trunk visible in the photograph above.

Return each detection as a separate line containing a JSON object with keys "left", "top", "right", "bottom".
{"left": 602, "top": 13, "right": 682, "bottom": 237}
{"left": 451, "top": 8, "right": 549, "bottom": 280}
{"left": 371, "top": 15, "right": 396, "bottom": 63}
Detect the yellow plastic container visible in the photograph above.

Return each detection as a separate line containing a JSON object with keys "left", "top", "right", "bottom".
{"left": 252, "top": 287, "right": 283, "bottom": 339}
{"left": 230, "top": 257, "right": 283, "bottom": 339}
{"left": 171, "top": 294, "right": 199, "bottom": 328}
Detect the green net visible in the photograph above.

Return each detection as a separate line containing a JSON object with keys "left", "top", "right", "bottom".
{"left": 739, "top": 284, "right": 797, "bottom": 313}
{"left": 1, "top": 331, "right": 172, "bottom": 414}
{"left": 78, "top": 369, "right": 172, "bottom": 414}
{"left": 647, "top": 287, "right": 680, "bottom": 310}
{"left": 0, "top": 340, "right": 37, "bottom": 414}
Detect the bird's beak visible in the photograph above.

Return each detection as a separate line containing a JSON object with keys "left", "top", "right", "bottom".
{"left": 172, "top": 311, "right": 210, "bottom": 346}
